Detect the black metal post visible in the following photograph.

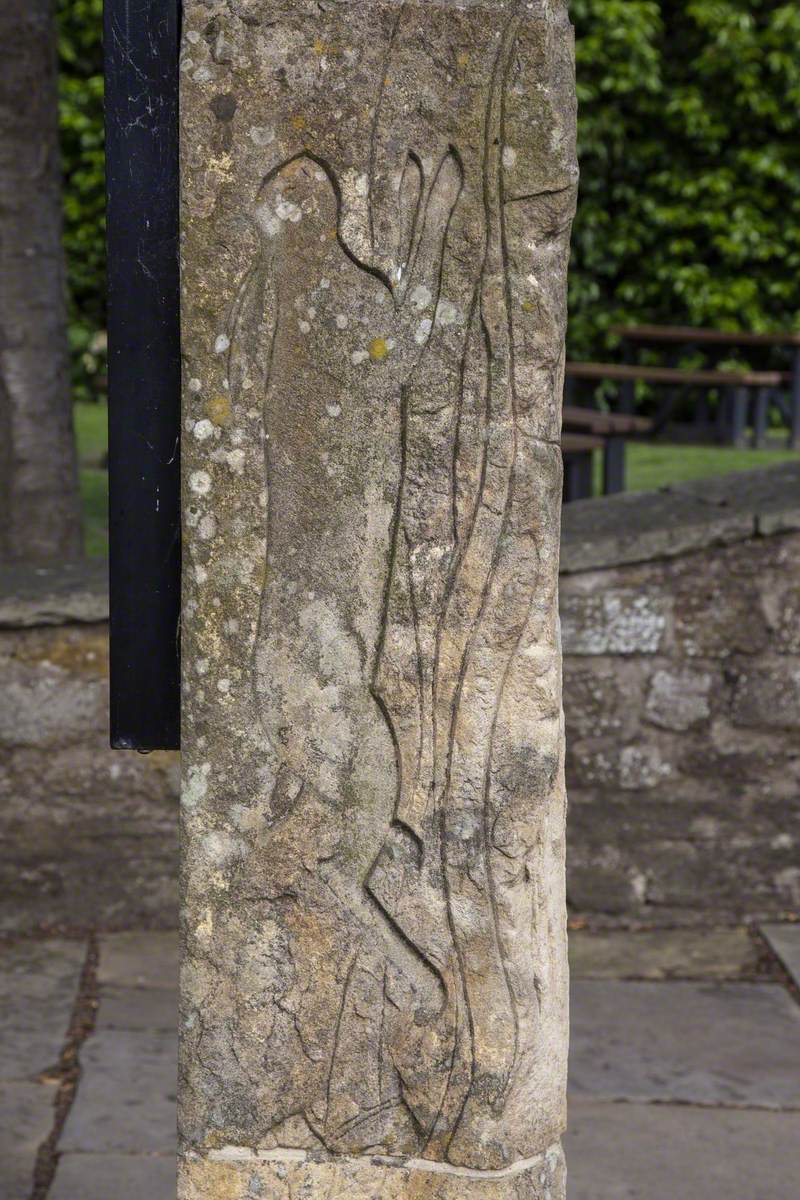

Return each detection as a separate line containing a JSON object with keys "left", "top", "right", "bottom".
{"left": 105, "top": 1, "right": 181, "bottom": 750}
{"left": 790, "top": 348, "right": 800, "bottom": 451}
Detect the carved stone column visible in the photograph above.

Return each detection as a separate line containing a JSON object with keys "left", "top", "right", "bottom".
{"left": 179, "top": 2, "right": 577, "bottom": 1197}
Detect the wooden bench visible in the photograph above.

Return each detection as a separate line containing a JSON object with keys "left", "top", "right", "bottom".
{"left": 565, "top": 361, "right": 784, "bottom": 449}
{"left": 561, "top": 404, "right": 654, "bottom": 502}
{"left": 611, "top": 325, "right": 800, "bottom": 448}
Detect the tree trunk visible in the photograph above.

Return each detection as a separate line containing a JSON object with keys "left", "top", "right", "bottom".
{"left": 0, "top": 0, "right": 83, "bottom": 562}
{"left": 179, "top": 2, "right": 577, "bottom": 1196}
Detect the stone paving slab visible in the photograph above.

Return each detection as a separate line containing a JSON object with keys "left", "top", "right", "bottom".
{"left": 59, "top": 1029, "right": 177, "bottom": 1155}
{"left": 50, "top": 1152, "right": 175, "bottom": 1200}
{"left": 0, "top": 938, "right": 85, "bottom": 1080}
{"left": 569, "top": 927, "right": 759, "bottom": 980}
{"left": 97, "top": 932, "right": 178, "bottom": 990}
{"left": 566, "top": 1101, "right": 800, "bottom": 1200}
{"left": 569, "top": 980, "right": 800, "bottom": 1108}
{"left": 761, "top": 924, "right": 800, "bottom": 990}
{"left": 96, "top": 985, "right": 177, "bottom": 1033}
{"left": 0, "top": 1080, "right": 56, "bottom": 1199}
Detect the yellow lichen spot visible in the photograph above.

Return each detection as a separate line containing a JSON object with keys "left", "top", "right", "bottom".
{"left": 313, "top": 38, "right": 325, "bottom": 54}
{"left": 291, "top": 114, "right": 307, "bottom": 132}
{"left": 521, "top": 299, "right": 536, "bottom": 314}
{"left": 205, "top": 394, "right": 232, "bottom": 427}
{"left": 368, "top": 337, "right": 390, "bottom": 362}
{"left": 457, "top": 51, "right": 471, "bottom": 69}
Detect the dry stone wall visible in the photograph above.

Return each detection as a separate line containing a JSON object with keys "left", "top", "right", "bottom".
{"left": 0, "top": 563, "right": 179, "bottom": 933}
{"left": 562, "top": 462, "right": 800, "bottom": 924}
{"left": 2, "top": 464, "right": 798, "bottom": 934}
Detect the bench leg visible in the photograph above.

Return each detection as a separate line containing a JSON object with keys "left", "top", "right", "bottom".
{"left": 603, "top": 437, "right": 626, "bottom": 495}
{"left": 717, "top": 387, "right": 731, "bottom": 443}
{"left": 753, "top": 387, "right": 771, "bottom": 449}
{"left": 730, "top": 386, "right": 749, "bottom": 447}
{"left": 719, "top": 386, "right": 748, "bottom": 446}
{"left": 791, "top": 349, "right": 800, "bottom": 450}
{"left": 563, "top": 452, "right": 593, "bottom": 503}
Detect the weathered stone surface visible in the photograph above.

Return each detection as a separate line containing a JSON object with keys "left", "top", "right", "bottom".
{"left": 570, "top": 981, "right": 800, "bottom": 1107}
{"left": 566, "top": 1101, "right": 800, "bottom": 1200}
{"left": 569, "top": 928, "right": 760, "bottom": 981}
{"left": 180, "top": 0, "right": 576, "bottom": 1193}
{"left": 0, "top": 938, "right": 85, "bottom": 1080}
{"left": 50, "top": 1153, "right": 175, "bottom": 1200}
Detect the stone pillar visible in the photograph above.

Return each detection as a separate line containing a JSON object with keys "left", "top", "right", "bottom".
{"left": 179, "top": 3, "right": 577, "bottom": 1197}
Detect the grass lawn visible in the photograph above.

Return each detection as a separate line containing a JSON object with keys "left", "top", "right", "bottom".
{"left": 73, "top": 402, "right": 799, "bottom": 557}
{"left": 75, "top": 402, "right": 109, "bottom": 557}
{"left": 610, "top": 442, "right": 800, "bottom": 496}
{"left": 74, "top": 400, "right": 108, "bottom": 468}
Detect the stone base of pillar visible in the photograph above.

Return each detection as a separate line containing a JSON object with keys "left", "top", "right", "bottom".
{"left": 179, "top": 1145, "right": 566, "bottom": 1200}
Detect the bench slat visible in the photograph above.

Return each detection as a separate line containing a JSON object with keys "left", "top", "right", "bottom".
{"left": 612, "top": 323, "right": 800, "bottom": 349}
{"left": 563, "top": 405, "right": 652, "bottom": 435}
{"left": 561, "top": 433, "right": 604, "bottom": 453}
{"left": 566, "top": 361, "right": 783, "bottom": 387}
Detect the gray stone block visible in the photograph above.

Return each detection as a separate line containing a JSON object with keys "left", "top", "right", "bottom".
{"left": 560, "top": 590, "right": 669, "bottom": 656}
{"left": 59, "top": 1030, "right": 177, "bottom": 1154}
{"left": 730, "top": 662, "right": 800, "bottom": 730}
{"left": 0, "top": 939, "right": 85, "bottom": 1080}
{"left": 566, "top": 1101, "right": 800, "bottom": 1200}
{"left": 570, "top": 980, "right": 800, "bottom": 1108}
{"left": 0, "top": 561, "right": 108, "bottom": 628}
{"left": 50, "top": 1153, "right": 175, "bottom": 1200}
{"left": 644, "top": 667, "right": 712, "bottom": 731}
{"left": 761, "top": 924, "right": 800, "bottom": 990}
{"left": 0, "top": 660, "right": 106, "bottom": 747}
{"left": 560, "top": 461, "right": 800, "bottom": 575}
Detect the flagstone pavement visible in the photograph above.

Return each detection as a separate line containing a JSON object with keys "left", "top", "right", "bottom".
{"left": 3, "top": 925, "right": 800, "bottom": 1199}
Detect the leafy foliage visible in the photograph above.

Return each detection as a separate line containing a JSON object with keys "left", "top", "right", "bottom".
{"left": 569, "top": 0, "right": 800, "bottom": 360}
{"left": 56, "top": 2, "right": 800, "bottom": 392}
{"left": 57, "top": 0, "right": 105, "bottom": 403}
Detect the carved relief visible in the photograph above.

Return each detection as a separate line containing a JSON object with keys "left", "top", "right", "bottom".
{"left": 181, "top": 0, "right": 576, "bottom": 1178}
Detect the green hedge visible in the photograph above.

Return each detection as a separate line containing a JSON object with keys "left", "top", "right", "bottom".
{"left": 57, "top": 0, "right": 105, "bottom": 403}
{"left": 569, "top": 0, "right": 800, "bottom": 360}
{"left": 56, "top": 1, "right": 800, "bottom": 398}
